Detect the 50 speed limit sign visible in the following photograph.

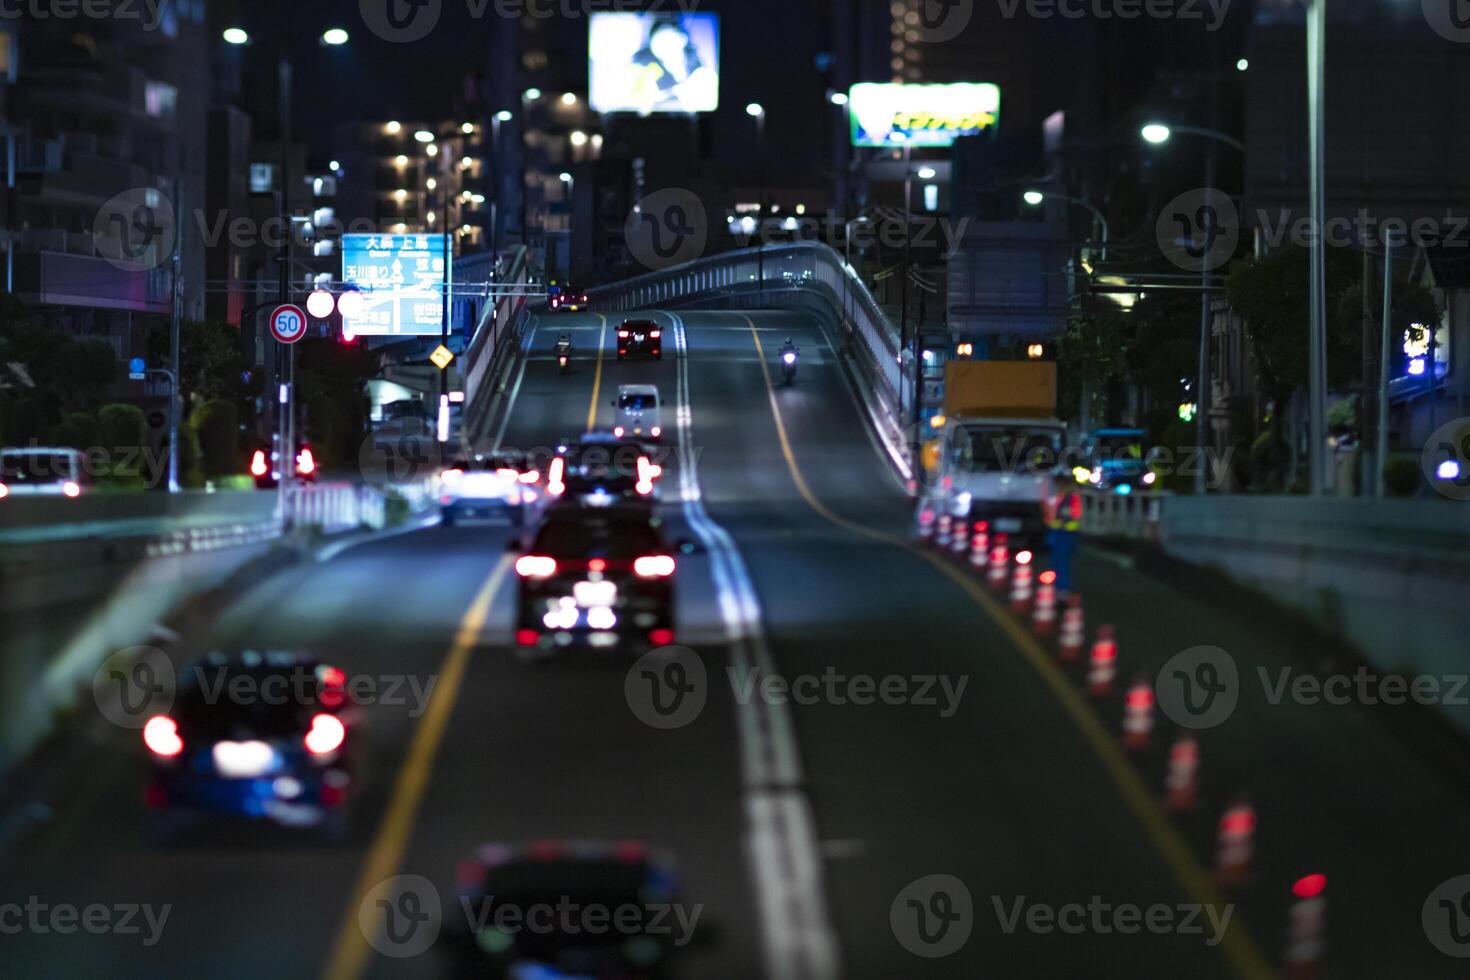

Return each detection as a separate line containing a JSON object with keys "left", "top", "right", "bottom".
{"left": 269, "top": 304, "right": 308, "bottom": 344}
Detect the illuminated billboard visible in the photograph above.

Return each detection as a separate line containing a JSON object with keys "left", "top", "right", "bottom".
{"left": 848, "top": 82, "right": 1000, "bottom": 147}
{"left": 589, "top": 12, "right": 720, "bottom": 114}
{"left": 341, "top": 233, "right": 450, "bottom": 336}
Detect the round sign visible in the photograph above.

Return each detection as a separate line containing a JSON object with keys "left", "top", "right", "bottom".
{"left": 269, "top": 304, "right": 308, "bottom": 344}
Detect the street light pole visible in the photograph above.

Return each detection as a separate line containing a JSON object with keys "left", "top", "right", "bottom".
{"left": 276, "top": 51, "right": 293, "bottom": 502}
{"left": 1195, "top": 146, "right": 1216, "bottom": 495}
{"left": 1376, "top": 233, "right": 1394, "bottom": 499}
{"left": 1306, "top": 0, "right": 1329, "bottom": 496}
{"left": 168, "top": 179, "right": 182, "bottom": 493}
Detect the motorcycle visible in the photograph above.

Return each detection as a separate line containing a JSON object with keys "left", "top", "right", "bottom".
{"left": 780, "top": 347, "right": 798, "bottom": 385}
{"left": 555, "top": 341, "right": 572, "bottom": 375}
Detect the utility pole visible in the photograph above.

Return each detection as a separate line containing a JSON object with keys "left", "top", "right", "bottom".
{"left": 1360, "top": 245, "right": 1373, "bottom": 496}
{"left": 1306, "top": 0, "right": 1329, "bottom": 495}
{"left": 1195, "top": 145, "right": 1216, "bottom": 495}
{"left": 1375, "top": 234, "right": 1393, "bottom": 498}
{"left": 168, "top": 180, "right": 182, "bottom": 493}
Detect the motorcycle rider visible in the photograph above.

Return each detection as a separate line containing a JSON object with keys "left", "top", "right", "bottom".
{"left": 778, "top": 337, "right": 799, "bottom": 381}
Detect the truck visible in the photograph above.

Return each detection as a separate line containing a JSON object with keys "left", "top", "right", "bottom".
{"left": 924, "top": 360, "right": 1068, "bottom": 552}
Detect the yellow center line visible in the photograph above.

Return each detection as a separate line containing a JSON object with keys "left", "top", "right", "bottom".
{"left": 586, "top": 314, "right": 607, "bottom": 433}
{"left": 740, "top": 314, "right": 1274, "bottom": 980}
{"left": 320, "top": 556, "right": 512, "bottom": 980}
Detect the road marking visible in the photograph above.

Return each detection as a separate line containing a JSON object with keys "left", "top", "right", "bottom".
{"left": 318, "top": 560, "right": 509, "bottom": 980}
{"left": 585, "top": 314, "right": 607, "bottom": 433}
{"left": 738, "top": 313, "right": 1275, "bottom": 980}
{"left": 668, "top": 313, "right": 839, "bottom": 980}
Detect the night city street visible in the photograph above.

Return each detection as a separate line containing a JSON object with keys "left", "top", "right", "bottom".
{"left": 2, "top": 2, "right": 1470, "bottom": 978}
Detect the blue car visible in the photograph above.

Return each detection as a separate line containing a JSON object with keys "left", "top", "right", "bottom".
{"left": 1083, "top": 427, "right": 1156, "bottom": 493}
{"left": 143, "top": 651, "right": 356, "bottom": 841}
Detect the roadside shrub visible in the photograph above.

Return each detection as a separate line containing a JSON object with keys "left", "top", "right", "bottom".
{"left": 96, "top": 403, "right": 148, "bottom": 483}
{"left": 51, "top": 411, "right": 100, "bottom": 451}
{"left": 191, "top": 399, "right": 239, "bottom": 479}
{"left": 1383, "top": 455, "right": 1421, "bottom": 497}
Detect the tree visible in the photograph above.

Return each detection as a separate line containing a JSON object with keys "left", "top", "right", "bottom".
{"left": 191, "top": 399, "right": 239, "bottom": 479}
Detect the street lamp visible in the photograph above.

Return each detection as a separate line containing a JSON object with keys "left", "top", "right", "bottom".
{"left": 524, "top": 87, "right": 542, "bottom": 101}
{"left": 222, "top": 27, "right": 249, "bottom": 44}
{"left": 1140, "top": 120, "right": 1247, "bottom": 495}
{"left": 320, "top": 28, "right": 349, "bottom": 46}
{"left": 746, "top": 104, "right": 767, "bottom": 303}
{"left": 1021, "top": 189, "right": 1109, "bottom": 260}
{"left": 414, "top": 129, "right": 435, "bottom": 143}
{"left": 495, "top": 109, "right": 513, "bottom": 122}
{"left": 917, "top": 166, "right": 937, "bottom": 180}
{"left": 829, "top": 91, "right": 848, "bottom": 106}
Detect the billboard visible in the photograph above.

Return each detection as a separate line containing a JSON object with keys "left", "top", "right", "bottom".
{"left": 848, "top": 83, "right": 1000, "bottom": 147}
{"left": 340, "top": 233, "right": 450, "bottom": 336}
{"left": 589, "top": 12, "right": 720, "bottom": 114}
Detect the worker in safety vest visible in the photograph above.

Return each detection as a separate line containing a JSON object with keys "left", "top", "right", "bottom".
{"left": 1045, "top": 488, "right": 1083, "bottom": 593}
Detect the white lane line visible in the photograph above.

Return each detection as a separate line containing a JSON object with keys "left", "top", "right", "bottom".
{"left": 668, "top": 312, "right": 839, "bottom": 980}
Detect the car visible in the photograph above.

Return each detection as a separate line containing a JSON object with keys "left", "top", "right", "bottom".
{"left": 512, "top": 504, "right": 680, "bottom": 653}
{"left": 439, "top": 452, "right": 539, "bottom": 526}
{"left": 250, "top": 440, "right": 318, "bottom": 489}
{"left": 612, "top": 384, "right": 662, "bottom": 441}
{"left": 1080, "top": 427, "right": 1156, "bottom": 493}
{"left": 550, "top": 290, "right": 589, "bottom": 312}
{"left": 0, "top": 446, "right": 86, "bottom": 498}
{"left": 546, "top": 433, "right": 661, "bottom": 505}
{"left": 616, "top": 319, "right": 662, "bottom": 360}
{"left": 142, "top": 650, "right": 356, "bottom": 841}
{"left": 443, "top": 839, "right": 691, "bottom": 979}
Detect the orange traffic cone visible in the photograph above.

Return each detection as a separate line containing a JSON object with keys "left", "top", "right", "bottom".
{"left": 1285, "top": 874, "right": 1327, "bottom": 978}
{"left": 935, "top": 511, "right": 953, "bottom": 549}
{"left": 1087, "top": 625, "right": 1117, "bottom": 697}
{"left": 1058, "top": 594, "right": 1085, "bottom": 662}
{"left": 1032, "top": 570, "right": 1058, "bottom": 635}
{"left": 969, "top": 521, "right": 990, "bottom": 570}
{"left": 1216, "top": 799, "right": 1257, "bottom": 885}
{"left": 986, "top": 533, "right": 1010, "bottom": 590}
{"left": 1008, "top": 561, "right": 1033, "bottom": 613}
{"left": 1122, "top": 677, "right": 1154, "bottom": 750}
{"left": 1163, "top": 735, "right": 1200, "bottom": 812}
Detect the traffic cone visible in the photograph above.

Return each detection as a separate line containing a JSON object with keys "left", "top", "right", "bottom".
{"left": 1122, "top": 677, "right": 1155, "bottom": 750}
{"left": 1285, "top": 874, "right": 1327, "bottom": 978}
{"left": 1163, "top": 735, "right": 1200, "bottom": 812}
{"left": 1008, "top": 560, "right": 1033, "bottom": 613}
{"left": 986, "top": 533, "right": 1010, "bottom": 590}
{"left": 917, "top": 506, "right": 935, "bottom": 540}
{"left": 1032, "top": 570, "right": 1058, "bottom": 636}
{"left": 1087, "top": 625, "right": 1117, "bottom": 697}
{"left": 935, "top": 511, "right": 953, "bottom": 549}
{"left": 1057, "top": 594, "right": 1085, "bottom": 662}
{"left": 1215, "top": 799, "right": 1257, "bottom": 885}
{"left": 969, "top": 521, "right": 990, "bottom": 570}
{"left": 950, "top": 511, "right": 970, "bottom": 556}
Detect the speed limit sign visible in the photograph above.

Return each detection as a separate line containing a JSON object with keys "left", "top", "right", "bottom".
{"left": 269, "top": 304, "right": 308, "bottom": 344}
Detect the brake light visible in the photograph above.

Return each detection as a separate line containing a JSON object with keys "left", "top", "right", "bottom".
{"left": 588, "top": 558, "right": 607, "bottom": 572}
{"left": 648, "top": 628, "right": 675, "bottom": 646}
{"left": 618, "top": 329, "right": 630, "bottom": 338}
{"left": 515, "top": 555, "right": 558, "bottom": 578}
{"left": 633, "top": 555, "right": 676, "bottom": 578}
{"left": 547, "top": 457, "right": 565, "bottom": 496}
{"left": 614, "top": 426, "right": 625, "bottom": 437}
{"left": 0, "top": 482, "right": 8, "bottom": 499}
{"left": 515, "top": 628, "right": 540, "bottom": 646}
{"left": 318, "top": 665, "right": 348, "bottom": 707}
{"left": 250, "top": 450, "right": 268, "bottom": 477}
{"left": 143, "top": 716, "right": 183, "bottom": 757}
{"left": 442, "top": 468, "right": 464, "bottom": 482}
{"left": 649, "top": 329, "right": 661, "bottom": 338}
{"left": 650, "top": 426, "right": 662, "bottom": 438}
{"left": 305, "top": 713, "right": 346, "bottom": 755}
{"left": 296, "top": 447, "right": 316, "bottom": 476}
{"left": 635, "top": 455, "right": 654, "bottom": 495}
{"left": 496, "top": 468, "right": 519, "bottom": 480}
{"left": 517, "top": 469, "right": 540, "bottom": 484}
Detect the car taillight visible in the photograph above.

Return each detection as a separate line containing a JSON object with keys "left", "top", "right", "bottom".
{"left": 547, "top": 457, "right": 565, "bottom": 496}
{"left": 518, "top": 469, "right": 540, "bottom": 484}
{"left": 651, "top": 426, "right": 662, "bottom": 438}
{"left": 648, "top": 628, "right": 675, "bottom": 646}
{"left": 650, "top": 329, "right": 661, "bottom": 338}
{"left": 496, "top": 468, "right": 519, "bottom": 480}
{"left": 442, "top": 468, "right": 464, "bottom": 482}
{"left": 633, "top": 555, "right": 676, "bottom": 578}
{"left": 515, "top": 628, "right": 541, "bottom": 646}
{"left": 305, "top": 713, "right": 346, "bottom": 755}
{"left": 0, "top": 482, "right": 9, "bottom": 499}
{"left": 296, "top": 447, "right": 316, "bottom": 476}
{"left": 250, "top": 450, "right": 268, "bottom": 478}
{"left": 614, "top": 426, "right": 625, "bottom": 437}
{"left": 143, "top": 716, "right": 183, "bottom": 757}
{"left": 617, "top": 329, "right": 630, "bottom": 338}
{"left": 515, "top": 555, "right": 558, "bottom": 578}
{"left": 63, "top": 480, "right": 81, "bottom": 498}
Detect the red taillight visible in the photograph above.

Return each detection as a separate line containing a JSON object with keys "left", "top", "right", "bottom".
{"left": 296, "top": 447, "right": 316, "bottom": 476}
{"left": 650, "top": 426, "right": 662, "bottom": 438}
{"left": 63, "top": 480, "right": 81, "bottom": 498}
{"left": 0, "top": 482, "right": 9, "bottom": 499}
{"left": 634, "top": 555, "right": 676, "bottom": 578}
{"left": 305, "top": 713, "right": 346, "bottom": 755}
{"left": 649, "top": 329, "right": 661, "bottom": 338}
{"left": 588, "top": 558, "right": 607, "bottom": 572}
{"left": 1016, "top": 549, "right": 1033, "bottom": 565}
{"left": 547, "top": 457, "right": 565, "bottom": 496}
{"left": 515, "top": 555, "right": 558, "bottom": 578}
{"left": 1293, "top": 873, "right": 1327, "bottom": 899}
{"left": 614, "top": 426, "right": 625, "bottom": 437}
{"left": 518, "top": 469, "right": 540, "bottom": 484}
{"left": 318, "top": 665, "right": 347, "bottom": 707}
{"left": 618, "top": 329, "right": 630, "bottom": 338}
{"left": 515, "top": 628, "right": 541, "bottom": 646}
{"left": 250, "top": 450, "right": 268, "bottom": 478}
{"left": 648, "top": 628, "right": 675, "bottom": 646}
{"left": 143, "top": 716, "right": 183, "bottom": 757}
{"left": 496, "top": 468, "right": 519, "bottom": 480}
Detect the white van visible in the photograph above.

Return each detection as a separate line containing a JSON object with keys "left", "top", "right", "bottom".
{"left": 612, "top": 384, "right": 662, "bottom": 441}
{"left": 0, "top": 446, "right": 87, "bottom": 498}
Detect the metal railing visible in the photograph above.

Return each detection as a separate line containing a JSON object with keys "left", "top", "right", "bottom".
{"left": 585, "top": 242, "right": 908, "bottom": 470}
{"left": 459, "top": 246, "right": 534, "bottom": 439}
{"left": 1080, "top": 490, "right": 1168, "bottom": 540}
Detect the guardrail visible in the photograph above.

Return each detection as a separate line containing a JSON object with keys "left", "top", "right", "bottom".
{"left": 1080, "top": 490, "right": 1168, "bottom": 540}
{"left": 583, "top": 242, "right": 910, "bottom": 476}
{"left": 460, "top": 246, "right": 534, "bottom": 441}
